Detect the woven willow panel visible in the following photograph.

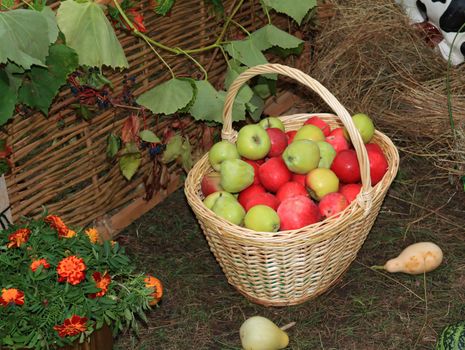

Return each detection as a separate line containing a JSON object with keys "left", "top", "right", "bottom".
{"left": 2, "top": 0, "right": 278, "bottom": 227}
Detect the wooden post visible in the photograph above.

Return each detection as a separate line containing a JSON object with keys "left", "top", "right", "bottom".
{"left": 0, "top": 174, "right": 12, "bottom": 229}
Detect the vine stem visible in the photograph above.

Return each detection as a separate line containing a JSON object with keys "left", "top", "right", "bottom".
{"left": 176, "top": 48, "right": 209, "bottom": 80}
{"left": 112, "top": 0, "right": 175, "bottom": 78}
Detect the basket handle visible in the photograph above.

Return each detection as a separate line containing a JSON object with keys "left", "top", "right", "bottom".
{"left": 221, "top": 63, "right": 373, "bottom": 205}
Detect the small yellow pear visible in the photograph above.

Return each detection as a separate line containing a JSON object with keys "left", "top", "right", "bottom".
{"left": 240, "top": 316, "right": 289, "bottom": 350}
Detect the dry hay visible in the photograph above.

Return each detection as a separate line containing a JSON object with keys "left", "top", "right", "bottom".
{"left": 302, "top": 0, "right": 465, "bottom": 182}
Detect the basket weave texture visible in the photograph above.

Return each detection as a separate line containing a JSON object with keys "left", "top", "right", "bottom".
{"left": 184, "top": 64, "right": 400, "bottom": 306}
{"left": 1, "top": 0, "right": 270, "bottom": 228}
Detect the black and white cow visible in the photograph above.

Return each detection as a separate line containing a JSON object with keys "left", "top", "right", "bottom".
{"left": 396, "top": 0, "right": 465, "bottom": 65}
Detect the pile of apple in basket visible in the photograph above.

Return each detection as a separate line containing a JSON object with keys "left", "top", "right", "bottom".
{"left": 201, "top": 114, "right": 388, "bottom": 232}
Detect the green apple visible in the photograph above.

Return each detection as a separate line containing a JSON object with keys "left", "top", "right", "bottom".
{"left": 351, "top": 113, "right": 375, "bottom": 143}
{"left": 282, "top": 139, "right": 320, "bottom": 174}
{"left": 244, "top": 205, "right": 280, "bottom": 232}
{"left": 236, "top": 124, "right": 271, "bottom": 160}
{"left": 258, "top": 116, "right": 285, "bottom": 131}
{"left": 316, "top": 141, "right": 336, "bottom": 168}
{"left": 293, "top": 124, "right": 325, "bottom": 143}
{"left": 211, "top": 195, "right": 245, "bottom": 225}
{"left": 203, "top": 191, "right": 236, "bottom": 209}
{"left": 305, "top": 168, "right": 339, "bottom": 200}
{"left": 208, "top": 140, "right": 240, "bottom": 171}
{"left": 220, "top": 159, "right": 255, "bottom": 193}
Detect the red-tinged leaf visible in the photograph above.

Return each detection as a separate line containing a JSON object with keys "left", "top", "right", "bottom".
{"left": 121, "top": 114, "right": 140, "bottom": 143}
{"left": 202, "top": 125, "right": 214, "bottom": 151}
{"left": 127, "top": 8, "right": 146, "bottom": 33}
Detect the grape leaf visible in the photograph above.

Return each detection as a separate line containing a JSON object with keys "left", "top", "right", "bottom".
{"left": 18, "top": 44, "right": 79, "bottom": 115}
{"left": 0, "top": 70, "right": 18, "bottom": 125}
{"left": 261, "top": 0, "right": 317, "bottom": 25}
{"left": 246, "top": 93, "right": 265, "bottom": 122}
{"left": 217, "top": 91, "right": 246, "bottom": 122}
{"left": 119, "top": 142, "right": 141, "bottom": 180}
{"left": 41, "top": 6, "right": 59, "bottom": 44}
{"left": 181, "top": 137, "right": 193, "bottom": 172}
{"left": 253, "top": 76, "right": 276, "bottom": 99}
{"left": 0, "top": 9, "right": 50, "bottom": 68}
{"left": 189, "top": 80, "right": 224, "bottom": 123}
{"left": 139, "top": 130, "right": 161, "bottom": 143}
{"left": 161, "top": 135, "right": 183, "bottom": 163}
{"left": 250, "top": 24, "right": 303, "bottom": 52}
{"left": 56, "top": 0, "right": 128, "bottom": 69}
{"left": 204, "top": 0, "right": 224, "bottom": 13}
{"left": 224, "top": 61, "right": 254, "bottom": 104}
{"left": 224, "top": 38, "right": 268, "bottom": 68}
{"left": 136, "top": 78, "right": 195, "bottom": 115}
{"left": 154, "top": 0, "right": 175, "bottom": 15}
{"left": 106, "top": 133, "right": 121, "bottom": 159}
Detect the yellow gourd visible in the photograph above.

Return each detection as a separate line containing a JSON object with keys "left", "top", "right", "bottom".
{"left": 240, "top": 316, "right": 290, "bottom": 350}
{"left": 378, "top": 242, "right": 443, "bottom": 275}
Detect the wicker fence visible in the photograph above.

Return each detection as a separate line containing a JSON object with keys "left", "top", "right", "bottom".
{"left": 1, "top": 0, "right": 290, "bottom": 233}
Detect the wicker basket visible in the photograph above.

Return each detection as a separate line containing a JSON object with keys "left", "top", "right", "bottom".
{"left": 184, "top": 63, "right": 400, "bottom": 307}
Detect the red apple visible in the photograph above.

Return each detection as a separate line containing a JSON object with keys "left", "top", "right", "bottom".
{"left": 266, "top": 128, "right": 288, "bottom": 157}
{"left": 258, "top": 157, "right": 292, "bottom": 193}
{"left": 242, "top": 158, "right": 261, "bottom": 185}
{"left": 339, "top": 183, "right": 362, "bottom": 204}
{"left": 291, "top": 173, "right": 307, "bottom": 187}
{"left": 201, "top": 171, "right": 223, "bottom": 197}
{"left": 276, "top": 181, "right": 308, "bottom": 203}
{"left": 331, "top": 149, "right": 361, "bottom": 184}
{"left": 238, "top": 184, "right": 266, "bottom": 208}
{"left": 277, "top": 195, "right": 322, "bottom": 230}
{"left": 325, "top": 127, "right": 350, "bottom": 153}
{"left": 304, "top": 116, "right": 331, "bottom": 136}
{"left": 318, "top": 192, "right": 349, "bottom": 218}
{"left": 286, "top": 130, "right": 297, "bottom": 144}
{"left": 366, "top": 143, "right": 388, "bottom": 185}
{"left": 244, "top": 192, "right": 280, "bottom": 212}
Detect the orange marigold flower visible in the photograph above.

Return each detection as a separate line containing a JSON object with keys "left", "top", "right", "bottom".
{"left": 7, "top": 228, "right": 31, "bottom": 248}
{"left": 30, "top": 258, "right": 51, "bottom": 272}
{"left": 44, "top": 215, "right": 74, "bottom": 238}
{"left": 57, "top": 256, "right": 86, "bottom": 285}
{"left": 0, "top": 288, "right": 25, "bottom": 306}
{"left": 53, "top": 315, "right": 88, "bottom": 338}
{"left": 88, "top": 271, "right": 111, "bottom": 298}
{"left": 85, "top": 228, "right": 100, "bottom": 244}
{"left": 144, "top": 275, "right": 163, "bottom": 305}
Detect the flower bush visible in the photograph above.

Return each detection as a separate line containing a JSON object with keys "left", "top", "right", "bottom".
{"left": 0, "top": 214, "right": 163, "bottom": 349}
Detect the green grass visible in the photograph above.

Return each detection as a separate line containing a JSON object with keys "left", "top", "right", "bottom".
{"left": 114, "top": 152, "right": 465, "bottom": 350}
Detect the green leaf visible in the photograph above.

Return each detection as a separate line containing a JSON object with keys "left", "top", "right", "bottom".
{"left": 0, "top": 0, "right": 14, "bottom": 10}
{"left": 253, "top": 76, "right": 276, "bottom": 99}
{"left": 18, "top": 44, "right": 79, "bottom": 115}
{"left": 189, "top": 80, "right": 224, "bottom": 123}
{"left": 56, "top": 0, "right": 129, "bottom": 69}
{"left": 161, "top": 135, "right": 183, "bottom": 163}
{"left": 217, "top": 91, "right": 247, "bottom": 122}
{"left": 119, "top": 142, "right": 142, "bottom": 180}
{"left": 136, "top": 78, "right": 195, "bottom": 115}
{"left": 224, "top": 38, "right": 268, "bottom": 68}
{"left": 41, "top": 6, "right": 59, "bottom": 44}
{"left": 0, "top": 66, "right": 22, "bottom": 125}
{"left": 250, "top": 24, "right": 304, "bottom": 52}
{"left": 204, "top": 0, "right": 224, "bottom": 13}
{"left": 154, "top": 0, "right": 175, "bottom": 15}
{"left": 246, "top": 93, "right": 265, "bottom": 122}
{"left": 139, "top": 130, "right": 161, "bottom": 143}
{"left": 106, "top": 133, "right": 120, "bottom": 158}
{"left": 0, "top": 9, "right": 50, "bottom": 68}
{"left": 181, "top": 137, "right": 193, "bottom": 172}
{"left": 261, "top": 0, "right": 317, "bottom": 25}
{"left": 224, "top": 61, "right": 254, "bottom": 105}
